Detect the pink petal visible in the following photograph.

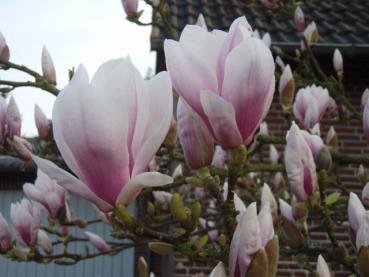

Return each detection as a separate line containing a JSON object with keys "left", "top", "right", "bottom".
{"left": 116, "top": 172, "right": 173, "bottom": 206}
{"left": 131, "top": 71, "right": 173, "bottom": 176}
{"left": 221, "top": 37, "right": 275, "bottom": 145}
{"left": 32, "top": 155, "right": 112, "bottom": 212}
{"left": 200, "top": 91, "right": 242, "bottom": 149}
{"left": 52, "top": 62, "right": 131, "bottom": 205}
{"left": 177, "top": 97, "right": 214, "bottom": 169}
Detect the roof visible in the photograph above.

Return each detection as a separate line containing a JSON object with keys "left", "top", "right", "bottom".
{"left": 150, "top": 0, "right": 369, "bottom": 56}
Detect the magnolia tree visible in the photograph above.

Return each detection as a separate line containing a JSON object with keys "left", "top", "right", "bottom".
{"left": 0, "top": 0, "right": 369, "bottom": 276}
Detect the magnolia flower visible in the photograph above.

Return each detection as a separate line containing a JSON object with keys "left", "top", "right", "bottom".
{"left": 294, "top": 6, "right": 305, "bottom": 32}
{"left": 177, "top": 97, "right": 215, "bottom": 169}
{"left": 272, "top": 172, "right": 284, "bottom": 189}
{"left": 275, "top": 56, "right": 285, "bottom": 71}
{"left": 0, "top": 213, "right": 12, "bottom": 252}
{"left": 279, "top": 65, "right": 295, "bottom": 107}
{"left": 0, "top": 31, "right": 10, "bottom": 61}
{"left": 269, "top": 144, "right": 279, "bottom": 164}
{"left": 13, "top": 136, "right": 33, "bottom": 161}
{"left": 300, "top": 130, "right": 324, "bottom": 158}
{"left": 348, "top": 192, "right": 365, "bottom": 233}
{"left": 152, "top": 191, "right": 172, "bottom": 205}
{"left": 7, "top": 96, "right": 21, "bottom": 138}
{"left": 361, "top": 88, "right": 369, "bottom": 112}
{"left": 34, "top": 104, "right": 50, "bottom": 139}
{"left": 85, "top": 231, "right": 110, "bottom": 252}
{"left": 259, "top": 121, "right": 268, "bottom": 135}
{"left": 326, "top": 126, "right": 337, "bottom": 148}
{"left": 23, "top": 169, "right": 66, "bottom": 218}
{"left": 229, "top": 202, "right": 275, "bottom": 277}
{"left": 293, "top": 85, "right": 330, "bottom": 129}
{"left": 0, "top": 97, "right": 7, "bottom": 143}
{"left": 33, "top": 58, "right": 174, "bottom": 212}
{"left": 316, "top": 255, "right": 332, "bottom": 277}
{"left": 37, "top": 230, "right": 53, "bottom": 254}
{"left": 326, "top": 97, "right": 338, "bottom": 118}
{"left": 285, "top": 122, "right": 318, "bottom": 201}
{"left": 261, "top": 183, "right": 277, "bottom": 218}
{"left": 262, "top": 32, "right": 271, "bottom": 48}
{"left": 121, "top": 0, "right": 138, "bottom": 15}
{"left": 196, "top": 13, "right": 207, "bottom": 30}
{"left": 209, "top": 262, "right": 227, "bottom": 277}
{"left": 363, "top": 183, "right": 369, "bottom": 206}
{"left": 41, "top": 46, "right": 57, "bottom": 85}
{"left": 279, "top": 198, "right": 295, "bottom": 223}
{"left": 229, "top": 203, "right": 261, "bottom": 276}
{"left": 211, "top": 145, "right": 227, "bottom": 168}
{"left": 11, "top": 199, "right": 41, "bottom": 246}
{"left": 363, "top": 98, "right": 369, "bottom": 142}
{"left": 234, "top": 192, "right": 247, "bottom": 215}
{"left": 302, "top": 21, "right": 319, "bottom": 49}
{"left": 164, "top": 16, "right": 275, "bottom": 149}
{"left": 357, "top": 211, "right": 369, "bottom": 251}
{"left": 333, "top": 48, "right": 343, "bottom": 72}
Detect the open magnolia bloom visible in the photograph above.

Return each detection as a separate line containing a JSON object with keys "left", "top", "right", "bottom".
{"left": 164, "top": 16, "right": 275, "bottom": 149}
{"left": 33, "top": 58, "right": 174, "bottom": 212}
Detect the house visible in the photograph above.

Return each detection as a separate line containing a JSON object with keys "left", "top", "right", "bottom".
{"left": 149, "top": 0, "right": 369, "bottom": 276}
{"left": 0, "top": 157, "right": 135, "bottom": 277}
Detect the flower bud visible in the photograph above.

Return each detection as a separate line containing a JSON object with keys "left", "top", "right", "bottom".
{"left": 361, "top": 88, "right": 369, "bottom": 112}
{"left": 253, "top": 29, "right": 261, "bottom": 39}
{"left": 275, "top": 56, "right": 285, "bottom": 71}
{"left": 262, "top": 32, "right": 271, "bottom": 48}
{"left": 41, "top": 46, "right": 57, "bottom": 85}
{"left": 363, "top": 97, "right": 369, "bottom": 143}
{"left": 294, "top": 6, "right": 305, "bottom": 32}
{"left": 152, "top": 191, "right": 172, "bottom": 205}
{"left": 326, "top": 97, "right": 338, "bottom": 118}
{"left": 316, "top": 255, "right": 332, "bottom": 277}
{"left": 121, "top": 0, "right": 138, "bottom": 16}
{"left": 13, "top": 136, "right": 32, "bottom": 161}
{"left": 11, "top": 198, "right": 41, "bottom": 247}
{"left": 363, "top": 183, "right": 369, "bottom": 206}
{"left": 278, "top": 65, "right": 295, "bottom": 108}
{"left": 272, "top": 172, "right": 285, "bottom": 190}
{"left": 211, "top": 145, "right": 226, "bottom": 168}
{"left": 196, "top": 13, "right": 207, "bottom": 30}
{"left": 333, "top": 48, "right": 343, "bottom": 72}
{"left": 148, "top": 242, "right": 174, "bottom": 255}
{"left": 261, "top": 183, "right": 278, "bottom": 220}
{"left": 269, "top": 144, "right": 279, "bottom": 164}
{"left": 326, "top": 126, "right": 338, "bottom": 149}
{"left": 0, "top": 31, "right": 10, "bottom": 62}
{"left": 37, "top": 230, "right": 53, "bottom": 254}
{"left": 301, "top": 130, "right": 324, "bottom": 158}
{"left": 116, "top": 203, "right": 133, "bottom": 225}
{"left": 259, "top": 121, "right": 268, "bottom": 136}
{"left": 34, "top": 104, "right": 50, "bottom": 139}
{"left": 0, "top": 97, "right": 7, "bottom": 143}
{"left": 359, "top": 164, "right": 367, "bottom": 182}
{"left": 209, "top": 262, "right": 227, "bottom": 277}
{"left": 302, "top": 22, "right": 319, "bottom": 50}
{"left": 7, "top": 96, "right": 21, "bottom": 138}
{"left": 315, "top": 146, "right": 332, "bottom": 170}
{"left": 170, "top": 193, "right": 188, "bottom": 223}
{"left": 137, "top": 256, "right": 149, "bottom": 277}
{"left": 23, "top": 169, "right": 66, "bottom": 218}
{"left": 348, "top": 192, "right": 365, "bottom": 234}
{"left": 0, "top": 213, "right": 12, "bottom": 252}
{"left": 177, "top": 97, "right": 215, "bottom": 169}
{"left": 85, "top": 231, "right": 110, "bottom": 252}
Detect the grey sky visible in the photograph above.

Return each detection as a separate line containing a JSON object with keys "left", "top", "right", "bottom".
{"left": 0, "top": 0, "right": 154, "bottom": 137}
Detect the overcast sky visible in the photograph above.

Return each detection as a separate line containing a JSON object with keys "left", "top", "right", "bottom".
{"left": 0, "top": 0, "right": 155, "bottom": 137}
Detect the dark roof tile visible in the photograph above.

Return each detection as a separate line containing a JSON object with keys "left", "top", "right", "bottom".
{"left": 151, "top": 0, "right": 369, "bottom": 54}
